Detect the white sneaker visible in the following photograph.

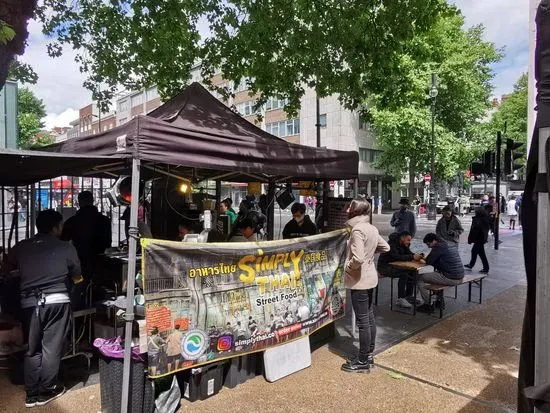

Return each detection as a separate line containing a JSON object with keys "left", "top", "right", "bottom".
{"left": 396, "top": 298, "right": 412, "bottom": 308}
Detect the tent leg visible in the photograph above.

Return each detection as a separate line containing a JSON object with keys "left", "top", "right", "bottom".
{"left": 535, "top": 127, "right": 550, "bottom": 412}
{"left": 267, "top": 181, "right": 275, "bottom": 240}
{"left": 120, "top": 158, "right": 141, "bottom": 413}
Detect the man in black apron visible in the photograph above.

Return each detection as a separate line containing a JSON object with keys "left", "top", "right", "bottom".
{"left": 3, "top": 210, "right": 81, "bottom": 408}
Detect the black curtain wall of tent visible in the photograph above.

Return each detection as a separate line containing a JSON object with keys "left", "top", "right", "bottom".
{"left": 519, "top": 1, "right": 550, "bottom": 412}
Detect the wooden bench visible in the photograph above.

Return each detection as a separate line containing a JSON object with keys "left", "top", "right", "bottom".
{"left": 424, "top": 274, "right": 488, "bottom": 319}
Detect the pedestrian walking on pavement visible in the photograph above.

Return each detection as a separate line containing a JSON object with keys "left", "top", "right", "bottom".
{"left": 507, "top": 196, "right": 518, "bottom": 230}
{"left": 390, "top": 198, "right": 416, "bottom": 237}
{"left": 465, "top": 207, "right": 490, "bottom": 274}
{"left": 435, "top": 206, "right": 464, "bottom": 247}
{"left": 341, "top": 198, "right": 390, "bottom": 373}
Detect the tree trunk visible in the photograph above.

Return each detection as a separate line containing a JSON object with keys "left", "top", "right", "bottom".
{"left": 408, "top": 167, "right": 416, "bottom": 200}
{"left": 0, "top": 0, "right": 37, "bottom": 88}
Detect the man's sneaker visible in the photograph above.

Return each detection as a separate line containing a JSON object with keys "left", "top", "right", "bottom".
{"left": 25, "top": 395, "right": 38, "bottom": 408}
{"left": 37, "top": 385, "right": 66, "bottom": 406}
{"left": 464, "top": 264, "right": 473, "bottom": 270}
{"left": 480, "top": 268, "right": 489, "bottom": 274}
{"left": 417, "top": 304, "right": 434, "bottom": 314}
{"left": 406, "top": 296, "right": 424, "bottom": 306}
{"left": 396, "top": 298, "right": 412, "bottom": 308}
{"left": 341, "top": 359, "right": 370, "bottom": 373}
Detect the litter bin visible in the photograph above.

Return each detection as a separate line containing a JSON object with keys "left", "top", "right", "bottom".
{"left": 94, "top": 337, "right": 153, "bottom": 413}
{"left": 98, "top": 356, "right": 149, "bottom": 413}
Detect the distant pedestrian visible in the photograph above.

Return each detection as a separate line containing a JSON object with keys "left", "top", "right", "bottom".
{"left": 507, "top": 196, "right": 518, "bottom": 230}
{"left": 515, "top": 193, "right": 523, "bottom": 228}
{"left": 465, "top": 207, "right": 490, "bottom": 273}
{"left": 435, "top": 206, "right": 464, "bottom": 247}
{"left": 390, "top": 198, "right": 416, "bottom": 237}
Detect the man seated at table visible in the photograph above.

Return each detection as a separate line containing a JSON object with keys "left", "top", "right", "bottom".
{"left": 417, "top": 233, "right": 465, "bottom": 313}
{"left": 377, "top": 231, "right": 424, "bottom": 308}
{"left": 282, "top": 203, "right": 317, "bottom": 239}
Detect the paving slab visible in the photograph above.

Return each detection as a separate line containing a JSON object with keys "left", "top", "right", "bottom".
{"left": 375, "top": 285, "right": 524, "bottom": 412}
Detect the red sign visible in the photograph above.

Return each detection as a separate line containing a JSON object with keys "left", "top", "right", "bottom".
{"left": 465, "top": 169, "right": 471, "bottom": 178}
{"left": 424, "top": 174, "right": 431, "bottom": 183}
{"left": 329, "top": 181, "right": 335, "bottom": 189}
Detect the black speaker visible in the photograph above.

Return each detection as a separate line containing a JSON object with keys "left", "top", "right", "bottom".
{"left": 275, "top": 188, "right": 295, "bottom": 210}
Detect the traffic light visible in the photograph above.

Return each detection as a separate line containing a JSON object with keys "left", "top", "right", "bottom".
{"left": 482, "top": 151, "right": 495, "bottom": 176}
{"left": 504, "top": 139, "right": 525, "bottom": 176}
{"left": 471, "top": 162, "right": 484, "bottom": 176}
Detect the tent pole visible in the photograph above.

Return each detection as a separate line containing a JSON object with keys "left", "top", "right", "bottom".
{"left": 120, "top": 158, "right": 141, "bottom": 413}
{"left": 267, "top": 180, "right": 275, "bottom": 240}
{"left": 535, "top": 126, "right": 550, "bottom": 413}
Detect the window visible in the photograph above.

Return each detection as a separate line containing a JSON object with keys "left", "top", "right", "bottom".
{"left": 236, "top": 100, "right": 258, "bottom": 117}
{"left": 359, "top": 148, "right": 382, "bottom": 163}
{"left": 359, "top": 119, "right": 370, "bottom": 130}
{"left": 265, "top": 119, "right": 300, "bottom": 137}
{"left": 118, "top": 99, "right": 130, "bottom": 113}
{"left": 131, "top": 93, "right": 143, "bottom": 107}
{"left": 146, "top": 87, "right": 160, "bottom": 101}
{"left": 319, "top": 114, "right": 327, "bottom": 128}
{"left": 265, "top": 96, "right": 288, "bottom": 111}
{"left": 233, "top": 78, "right": 251, "bottom": 93}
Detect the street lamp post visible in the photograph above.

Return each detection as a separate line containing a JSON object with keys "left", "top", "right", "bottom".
{"left": 427, "top": 73, "right": 438, "bottom": 221}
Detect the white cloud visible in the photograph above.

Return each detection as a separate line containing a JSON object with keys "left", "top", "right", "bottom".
{"left": 452, "top": 0, "right": 530, "bottom": 97}
{"left": 44, "top": 108, "right": 79, "bottom": 130}
{"left": 20, "top": 19, "right": 90, "bottom": 117}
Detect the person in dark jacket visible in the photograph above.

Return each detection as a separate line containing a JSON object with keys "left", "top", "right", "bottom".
{"left": 417, "top": 233, "right": 464, "bottom": 312}
{"left": 390, "top": 198, "right": 416, "bottom": 237}
{"left": 282, "top": 203, "right": 317, "bottom": 239}
{"left": 435, "top": 206, "right": 464, "bottom": 246}
{"left": 378, "top": 231, "right": 424, "bottom": 308}
{"left": 3, "top": 210, "right": 82, "bottom": 408}
{"left": 61, "top": 191, "right": 111, "bottom": 280}
{"left": 465, "top": 207, "right": 490, "bottom": 273}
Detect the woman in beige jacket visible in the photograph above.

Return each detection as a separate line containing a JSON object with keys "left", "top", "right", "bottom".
{"left": 342, "top": 198, "right": 390, "bottom": 373}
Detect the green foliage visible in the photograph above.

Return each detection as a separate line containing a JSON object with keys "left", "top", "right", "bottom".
{"left": 17, "top": 88, "right": 49, "bottom": 149}
{"left": 37, "top": 0, "right": 449, "bottom": 112}
{"left": 369, "top": 11, "right": 502, "bottom": 182}
{"left": 0, "top": 21, "right": 16, "bottom": 45}
{"left": 8, "top": 60, "right": 38, "bottom": 84}
{"left": 488, "top": 73, "right": 528, "bottom": 144}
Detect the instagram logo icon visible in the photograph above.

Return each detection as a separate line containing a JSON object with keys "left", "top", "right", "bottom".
{"left": 217, "top": 335, "right": 233, "bottom": 352}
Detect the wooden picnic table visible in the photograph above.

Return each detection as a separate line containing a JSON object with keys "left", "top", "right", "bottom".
{"left": 389, "top": 260, "right": 426, "bottom": 271}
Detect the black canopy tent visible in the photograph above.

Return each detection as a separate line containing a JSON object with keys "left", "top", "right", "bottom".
{"left": 2, "top": 83, "right": 359, "bottom": 412}
{"left": 45, "top": 82, "right": 359, "bottom": 183}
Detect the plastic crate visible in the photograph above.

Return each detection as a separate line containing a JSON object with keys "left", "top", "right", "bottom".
{"left": 223, "top": 353, "right": 263, "bottom": 389}
{"left": 178, "top": 361, "right": 226, "bottom": 402}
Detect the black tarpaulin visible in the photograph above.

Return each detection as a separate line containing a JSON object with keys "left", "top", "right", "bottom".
{"left": 45, "top": 83, "right": 359, "bottom": 181}
{"left": 0, "top": 149, "right": 121, "bottom": 186}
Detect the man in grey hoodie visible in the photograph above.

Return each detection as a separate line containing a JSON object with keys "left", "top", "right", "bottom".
{"left": 390, "top": 198, "right": 417, "bottom": 237}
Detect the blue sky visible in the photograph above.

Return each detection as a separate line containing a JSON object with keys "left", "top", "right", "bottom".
{"left": 21, "top": 0, "right": 530, "bottom": 129}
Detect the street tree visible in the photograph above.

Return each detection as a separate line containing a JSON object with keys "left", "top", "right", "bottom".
{"left": 488, "top": 73, "right": 528, "bottom": 144}
{"left": 368, "top": 11, "right": 502, "bottom": 196}
{"left": 33, "top": 0, "right": 449, "bottom": 111}
{"left": 17, "top": 87, "right": 53, "bottom": 148}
